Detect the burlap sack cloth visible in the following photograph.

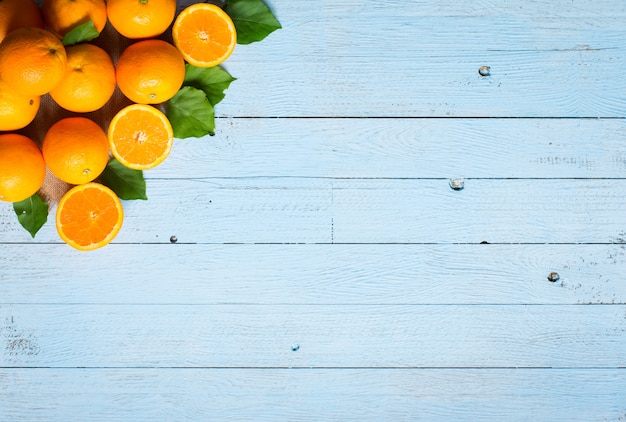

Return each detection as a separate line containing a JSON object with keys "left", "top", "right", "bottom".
{"left": 21, "top": 0, "right": 206, "bottom": 204}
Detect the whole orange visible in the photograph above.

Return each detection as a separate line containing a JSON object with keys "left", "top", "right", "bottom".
{"left": 0, "top": 27, "right": 67, "bottom": 96}
{"left": 116, "top": 39, "right": 185, "bottom": 104}
{"left": 42, "top": 117, "right": 110, "bottom": 185}
{"left": 107, "top": 0, "right": 176, "bottom": 39}
{"left": 49, "top": 43, "right": 116, "bottom": 113}
{"left": 42, "top": 0, "right": 107, "bottom": 38}
{"left": 0, "top": 78, "right": 40, "bottom": 131}
{"left": 0, "top": 133, "right": 46, "bottom": 202}
{"left": 0, "top": 0, "right": 44, "bottom": 43}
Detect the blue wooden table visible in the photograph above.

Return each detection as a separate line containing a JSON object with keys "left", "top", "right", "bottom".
{"left": 1, "top": 0, "right": 626, "bottom": 420}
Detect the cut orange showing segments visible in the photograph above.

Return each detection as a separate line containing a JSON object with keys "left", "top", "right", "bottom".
{"left": 107, "top": 104, "right": 174, "bottom": 170}
{"left": 172, "top": 3, "right": 237, "bottom": 68}
{"left": 56, "top": 183, "right": 124, "bottom": 251}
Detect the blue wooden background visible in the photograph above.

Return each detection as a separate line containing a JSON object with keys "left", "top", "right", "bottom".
{"left": 1, "top": 0, "right": 626, "bottom": 420}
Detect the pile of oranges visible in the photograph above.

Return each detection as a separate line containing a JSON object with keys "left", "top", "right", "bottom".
{"left": 0, "top": 0, "right": 238, "bottom": 250}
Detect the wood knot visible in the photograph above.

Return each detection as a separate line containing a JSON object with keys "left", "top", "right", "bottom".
{"left": 449, "top": 178, "right": 465, "bottom": 191}
{"left": 547, "top": 272, "right": 560, "bottom": 282}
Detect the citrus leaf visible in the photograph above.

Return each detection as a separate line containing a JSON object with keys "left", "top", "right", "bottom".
{"left": 99, "top": 159, "right": 147, "bottom": 200}
{"left": 225, "top": 0, "right": 281, "bottom": 45}
{"left": 183, "top": 64, "right": 236, "bottom": 106}
{"left": 13, "top": 193, "right": 48, "bottom": 238}
{"left": 166, "top": 86, "right": 215, "bottom": 138}
{"left": 62, "top": 20, "right": 100, "bottom": 46}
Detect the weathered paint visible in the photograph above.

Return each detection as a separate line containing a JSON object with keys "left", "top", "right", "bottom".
{"left": 1, "top": 0, "right": 625, "bottom": 420}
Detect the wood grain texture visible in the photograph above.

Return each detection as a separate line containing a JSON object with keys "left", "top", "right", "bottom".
{"left": 1, "top": 304, "right": 624, "bottom": 368}
{"left": 216, "top": 1, "right": 626, "bottom": 117}
{"left": 150, "top": 118, "right": 626, "bottom": 179}
{"left": 2, "top": 178, "right": 624, "bottom": 244}
{"left": 1, "top": 368, "right": 625, "bottom": 421}
{"left": 332, "top": 178, "right": 626, "bottom": 244}
{"left": 0, "top": 178, "right": 334, "bottom": 244}
{"left": 0, "top": 244, "right": 624, "bottom": 305}
{"left": 2, "top": 1, "right": 625, "bottom": 419}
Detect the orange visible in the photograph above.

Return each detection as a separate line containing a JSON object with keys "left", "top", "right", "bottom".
{"left": 0, "top": 134, "right": 46, "bottom": 202}
{"left": 0, "top": 78, "right": 40, "bottom": 131}
{"left": 116, "top": 39, "right": 185, "bottom": 104}
{"left": 56, "top": 182, "right": 124, "bottom": 251}
{"left": 42, "top": 117, "right": 110, "bottom": 185}
{"left": 107, "top": 104, "right": 173, "bottom": 170}
{"left": 42, "top": 0, "right": 107, "bottom": 38}
{"left": 107, "top": 0, "right": 175, "bottom": 39}
{"left": 172, "top": 3, "right": 236, "bottom": 68}
{"left": 0, "top": 0, "right": 44, "bottom": 43}
{"left": 0, "top": 27, "right": 67, "bottom": 96}
{"left": 49, "top": 43, "right": 116, "bottom": 113}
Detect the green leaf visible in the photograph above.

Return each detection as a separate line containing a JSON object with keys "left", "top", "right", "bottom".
{"left": 225, "top": 0, "right": 281, "bottom": 45}
{"left": 183, "top": 64, "right": 236, "bottom": 106}
{"left": 166, "top": 86, "right": 215, "bottom": 139}
{"left": 13, "top": 193, "right": 48, "bottom": 238}
{"left": 62, "top": 20, "right": 100, "bottom": 46}
{"left": 99, "top": 159, "right": 148, "bottom": 200}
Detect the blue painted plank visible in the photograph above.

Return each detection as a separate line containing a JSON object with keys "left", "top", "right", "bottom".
{"left": 217, "top": 0, "right": 626, "bottom": 117}
{"left": 1, "top": 244, "right": 624, "bottom": 305}
{"left": 1, "top": 179, "right": 624, "bottom": 244}
{"left": 150, "top": 118, "right": 626, "bottom": 179}
{"left": 1, "top": 368, "right": 625, "bottom": 421}
{"left": 1, "top": 304, "right": 624, "bottom": 368}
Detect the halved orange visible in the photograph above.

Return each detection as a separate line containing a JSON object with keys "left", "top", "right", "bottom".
{"left": 107, "top": 104, "right": 174, "bottom": 170}
{"left": 172, "top": 3, "right": 236, "bottom": 68}
{"left": 56, "top": 183, "right": 124, "bottom": 251}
